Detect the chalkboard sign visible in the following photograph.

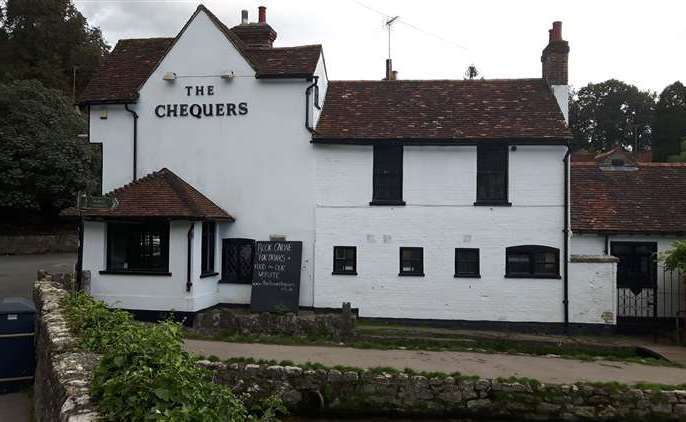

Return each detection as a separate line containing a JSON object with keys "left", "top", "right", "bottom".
{"left": 250, "top": 241, "right": 302, "bottom": 313}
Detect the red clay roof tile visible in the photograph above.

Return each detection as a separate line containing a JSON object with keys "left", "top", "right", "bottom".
{"left": 313, "top": 79, "right": 571, "bottom": 141}
{"left": 571, "top": 162, "right": 686, "bottom": 234}
{"left": 63, "top": 168, "right": 233, "bottom": 221}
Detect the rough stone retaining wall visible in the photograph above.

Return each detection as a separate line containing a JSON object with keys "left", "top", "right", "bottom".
{"left": 33, "top": 274, "right": 102, "bottom": 421}
{"left": 0, "top": 233, "right": 77, "bottom": 255}
{"left": 201, "top": 361, "right": 686, "bottom": 421}
{"left": 192, "top": 305, "right": 355, "bottom": 339}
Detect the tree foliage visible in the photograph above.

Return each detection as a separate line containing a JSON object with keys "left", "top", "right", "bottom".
{"left": 0, "top": 0, "right": 109, "bottom": 99}
{"left": 569, "top": 79, "right": 656, "bottom": 152}
{"left": 0, "top": 80, "right": 93, "bottom": 214}
{"left": 653, "top": 81, "right": 686, "bottom": 161}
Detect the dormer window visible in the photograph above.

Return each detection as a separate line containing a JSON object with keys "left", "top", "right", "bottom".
{"left": 611, "top": 159, "right": 625, "bottom": 167}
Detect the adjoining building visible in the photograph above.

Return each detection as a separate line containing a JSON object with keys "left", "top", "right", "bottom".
{"left": 68, "top": 4, "right": 683, "bottom": 333}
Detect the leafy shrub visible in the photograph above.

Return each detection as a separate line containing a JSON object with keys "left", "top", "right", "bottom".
{"left": 63, "top": 292, "right": 284, "bottom": 421}
{"left": 662, "top": 240, "right": 686, "bottom": 272}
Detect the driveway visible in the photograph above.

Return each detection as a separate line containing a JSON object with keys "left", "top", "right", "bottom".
{"left": 0, "top": 253, "right": 76, "bottom": 298}
{"left": 185, "top": 339, "right": 686, "bottom": 386}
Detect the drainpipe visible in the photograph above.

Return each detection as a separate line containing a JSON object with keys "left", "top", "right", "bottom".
{"left": 563, "top": 147, "right": 571, "bottom": 333}
{"left": 76, "top": 218, "right": 84, "bottom": 290}
{"left": 186, "top": 224, "right": 194, "bottom": 292}
{"left": 124, "top": 104, "right": 138, "bottom": 181}
{"left": 305, "top": 76, "right": 319, "bottom": 133}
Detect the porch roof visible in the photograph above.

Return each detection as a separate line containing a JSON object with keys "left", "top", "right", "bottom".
{"left": 63, "top": 168, "right": 234, "bottom": 221}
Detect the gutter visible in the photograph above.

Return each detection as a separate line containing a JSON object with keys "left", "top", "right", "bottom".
{"left": 563, "top": 147, "right": 571, "bottom": 333}
{"left": 124, "top": 104, "right": 138, "bottom": 181}
{"left": 186, "top": 224, "right": 194, "bottom": 292}
{"left": 305, "top": 76, "right": 319, "bottom": 133}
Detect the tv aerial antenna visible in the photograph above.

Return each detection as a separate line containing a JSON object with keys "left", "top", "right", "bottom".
{"left": 385, "top": 15, "right": 399, "bottom": 60}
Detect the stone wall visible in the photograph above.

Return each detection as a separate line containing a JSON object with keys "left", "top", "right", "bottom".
{"left": 192, "top": 305, "right": 355, "bottom": 339}
{"left": 201, "top": 361, "right": 686, "bottom": 421}
{"left": 0, "top": 233, "right": 77, "bottom": 255}
{"left": 33, "top": 274, "right": 101, "bottom": 421}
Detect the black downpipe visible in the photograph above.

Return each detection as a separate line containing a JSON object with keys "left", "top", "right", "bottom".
{"left": 604, "top": 234, "right": 609, "bottom": 255}
{"left": 186, "top": 224, "right": 194, "bottom": 292}
{"left": 124, "top": 104, "right": 138, "bottom": 181}
{"left": 305, "top": 76, "right": 319, "bottom": 133}
{"left": 563, "top": 147, "right": 571, "bottom": 333}
{"left": 76, "top": 218, "right": 84, "bottom": 290}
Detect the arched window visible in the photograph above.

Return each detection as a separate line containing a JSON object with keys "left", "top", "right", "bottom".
{"left": 505, "top": 245, "right": 560, "bottom": 278}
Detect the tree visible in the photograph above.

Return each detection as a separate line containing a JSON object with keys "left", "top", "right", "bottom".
{"left": 0, "top": 80, "right": 92, "bottom": 214}
{"left": 569, "top": 79, "right": 656, "bottom": 152}
{"left": 0, "top": 0, "right": 109, "bottom": 99}
{"left": 653, "top": 81, "right": 686, "bottom": 161}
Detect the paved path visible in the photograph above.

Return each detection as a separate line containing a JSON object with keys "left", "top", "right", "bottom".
{"left": 0, "top": 393, "right": 31, "bottom": 422}
{"left": 185, "top": 339, "right": 686, "bottom": 386}
{"left": 0, "top": 253, "right": 76, "bottom": 298}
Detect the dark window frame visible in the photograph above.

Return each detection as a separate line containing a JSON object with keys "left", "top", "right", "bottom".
{"left": 103, "top": 220, "right": 170, "bottom": 275}
{"left": 475, "top": 143, "right": 511, "bottom": 206}
{"left": 399, "top": 247, "right": 424, "bottom": 276}
{"left": 455, "top": 248, "right": 480, "bottom": 278}
{"left": 371, "top": 145, "right": 406, "bottom": 206}
{"left": 505, "top": 245, "right": 560, "bottom": 279}
{"left": 332, "top": 246, "right": 357, "bottom": 275}
{"left": 220, "top": 238, "right": 255, "bottom": 284}
{"left": 200, "top": 221, "right": 217, "bottom": 277}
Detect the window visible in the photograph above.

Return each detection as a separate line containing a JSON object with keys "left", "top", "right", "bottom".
{"left": 399, "top": 247, "right": 424, "bottom": 276}
{"left": 505, "top": 245, "right": 560, "bottom": 278}
{"left": 455, "top": 248, "right": 480, "bottom": 277}
{"left": 476, "top": 144, "right": 509, "bottom": 205}
{"left": 333, "top": 246, "right": 357, "bottom": 275}
{"left": 611, "top": 242, "right": 657, "bottom": 293}
{"left": 371, "top": 145, "right": 405, "bottom": 205}
{"left": 105, "top": 221, "right": 170, "bottom": 274}
{"left": 201, "top": 222, "right": 216, "bottom": 276}
{"left": 221, "top": 238, "right": 255, "bottom": 284}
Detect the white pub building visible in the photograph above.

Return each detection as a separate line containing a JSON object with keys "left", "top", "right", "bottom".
{"left": 71, "top": 4, "right": 669, "bottom": 333}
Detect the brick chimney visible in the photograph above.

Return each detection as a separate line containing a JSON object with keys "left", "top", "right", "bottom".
{"left": 230, "top": 6, "right": 277, "bottom": 49}
{"left": 541, "top": 21, "right": 570, "bottom": 123}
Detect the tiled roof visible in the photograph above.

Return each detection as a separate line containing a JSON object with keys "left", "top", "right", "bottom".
{"left": 313, "top": 79, "right": 571, "bottom": 142}
{"left": 79, "top": 38, "right": 173, "bottom": 104}
{"left": 79, "top": 5, "right": 321, "bottom": 104}
{"left": 571, "top": 162, "right": 686, "bottom": 234}
{"left": 247, "top": 45, "right": 321, "bottom": 78}
{"left": 63, "top": 168, "right": 233, "bottom": 221}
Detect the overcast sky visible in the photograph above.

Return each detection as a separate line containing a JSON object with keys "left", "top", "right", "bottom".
{"left": 74, "top": 0, "right": 685, "bottom": 94}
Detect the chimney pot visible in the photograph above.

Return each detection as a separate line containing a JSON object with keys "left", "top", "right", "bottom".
{"left": 258, "top": 6, "right": 266, "bottom": 24}
{"left": 241, "top": 10, "right": 248, "bottom": 24}
{"left": 552, "top": 21, "right": 562, "bottom": 41}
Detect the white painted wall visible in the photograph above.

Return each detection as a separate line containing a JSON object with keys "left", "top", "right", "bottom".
{"left": 314, "top": 144, "right": 580, "bottom": 323}
{"left": 88, "top": 9, "right": 328, "bottom": 311}
{"left": 571, "top": 233, "right": 685, "bottom": 317}
{"left": 569, "top": 259, "right": 617, "bottom": 324}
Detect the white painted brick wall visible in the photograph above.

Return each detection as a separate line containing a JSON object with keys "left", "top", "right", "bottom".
{"left": 314, "top": 144, "right": 574, "bottom": 323}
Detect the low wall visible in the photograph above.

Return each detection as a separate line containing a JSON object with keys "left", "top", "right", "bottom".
{"left": 33, "top": 274, "right": 102, "bottom": 421}
{"left": 201, "top": 361, "right": 686, "bottom": 420}
{"left": 0, "top": 233, "right": 77, "bottom": 255}
{"left": 569, "top": 255, "right": 618, "bottom": 326}
{"left": 192, "top": 305, "right": 355, "bottom": 339}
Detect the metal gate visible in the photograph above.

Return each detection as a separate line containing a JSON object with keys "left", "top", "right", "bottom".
{"left": 613, "top": 241, "right": 685, "bottom": 334}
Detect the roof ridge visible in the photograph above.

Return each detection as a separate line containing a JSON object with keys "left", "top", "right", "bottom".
{"left": 328, "top": 78, "right": 545, "bottom": 83}
{"left": 160, "top": 170, "right": 206, "bottom": 217}
{"left": 106, "top": 169, "right": 165, "bottom": 197}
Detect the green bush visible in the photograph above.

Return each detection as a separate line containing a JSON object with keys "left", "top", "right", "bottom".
{"left": 63, "top": 292, "right": 284, "bottom": 421}
{"left": 662, "top": 240, "right": 686, "bottom": 273}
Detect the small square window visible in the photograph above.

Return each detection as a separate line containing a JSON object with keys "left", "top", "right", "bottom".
{"left": 399, "top": 247, "right": 424, "bottom": 276}
{"left": 333, "top": 246, "right": 357, "bottom": 275}
{"left": 455, "top": 248, "right": 480, "bottom": 277}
